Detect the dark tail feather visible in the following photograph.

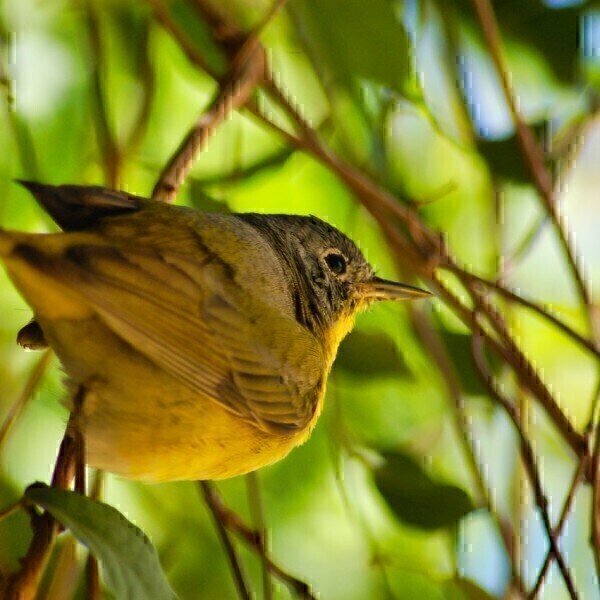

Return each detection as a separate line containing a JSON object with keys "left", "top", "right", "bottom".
{"left": 16, "top": 180, "right": 142, "bottom": 231}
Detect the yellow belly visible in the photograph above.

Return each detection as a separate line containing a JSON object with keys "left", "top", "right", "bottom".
{"left": 42, "top": 317, "right": 319, "bottom": 482}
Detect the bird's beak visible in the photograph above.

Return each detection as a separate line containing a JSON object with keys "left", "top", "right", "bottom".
{"left": 360, "top": 276, "right": 433, "bottom": 301}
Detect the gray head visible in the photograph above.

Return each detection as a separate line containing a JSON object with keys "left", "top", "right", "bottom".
{"left": 237, "top": 213, "right": 430, "bottom": 337}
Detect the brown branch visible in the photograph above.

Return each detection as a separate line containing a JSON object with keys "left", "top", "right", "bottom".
{"left": 199, "top": 481, "right": 316, "bottom": 599}
{"left": 471, "top": 334, "right": 579, "bottom": 600}
{"left": 528, "top": 453, "right": 588, "bottom": 598}
{"left": 85, "top": 0, "right": 121, "bottom": 188}
{"left": 408, "top": 304, "right": 527, "bottom": 596}
{"left": 246, "top": 472, "right": 273, "bottom": 600}
{"left": 470, "top": 0, "right": 594, "bottom": 335}
{"left": 455, "top": 269, "right": 600, "bottom": 360}
{"left": 5, "top": 421, "right": 77, "bottom": 599}
{"left": 150, "top": 0, "right": 291, "bottom": 202}
{"left": 199, "top": 481, "right": 252, "bottom": 600}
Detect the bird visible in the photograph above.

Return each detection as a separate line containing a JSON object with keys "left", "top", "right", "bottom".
{"left": 0, "top": 181, "right": 431, "bottom": 482}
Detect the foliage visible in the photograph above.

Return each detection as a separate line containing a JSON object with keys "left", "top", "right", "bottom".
{"left": 0, "top": 0, "right": 599, "bottom": 599}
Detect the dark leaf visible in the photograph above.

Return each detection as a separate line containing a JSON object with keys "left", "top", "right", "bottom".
{"left": 437, "top": 328, "right": 501, "bottom": 396}
{"left": 452, "top": 0, "right": 588, "bottom": 82}
{"left": 336, "top": 330, "right": 412, "bottom": 378}
{"left": 189, "top": 181, "right": 231, "bottom": 213}
{"left": 291, "top": 0, "right": 411, "bottom": 93}
{"left": 164, "top": 0, "right": 228, "bottom": 76}
{"left": 477, "top": 122, "right": 548, "bottom": 183}
{"left": 25, "top": 485, "right": 177, "bottom": 600}
{"left": 374, "top": 452, "right": 475, "bottom": 530}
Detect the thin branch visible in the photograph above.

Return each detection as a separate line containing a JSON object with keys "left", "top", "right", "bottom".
{"left": 85, "top": 0, "right": 121, "bottom": 188}
{"left": 408, "top": 304, "right": 527, "bottom": 596}
{"left": 151, "top": 0, "right": 289, "bottom": 202}
{"left": 470, "top": 0, "right": 594, "bottom": 335}
{"left": 455, "top": 269, "right": 600, "bottom": 360}
{"left": 592, "top": 420, "right": 600, "bottom": 582}
{"left": 528, "top": 454, "right": 588, "bottom": 598}
{"left": 199, "top": 481, "right": 316, "bottom": 599}
{"left": 5, "top": 419, "right": 78, "bottom": 599}
{"left": 472, "top": 333, "right": 579, "bottom": 600}
{"left": 199, "top": 481, "right": 252, "bottom": 600}
{"left": 0, "top": 350, "right": 52, "bottom": 450}
{"left": 246, "top": 472, "right": 272, "bottom": 600}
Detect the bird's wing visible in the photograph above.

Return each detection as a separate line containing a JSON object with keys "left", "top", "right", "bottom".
{"left": 16, "top": 241, "right": 324, "bottom": 433}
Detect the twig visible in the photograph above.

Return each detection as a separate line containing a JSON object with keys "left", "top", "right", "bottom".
{"left": 456, "top": 270, "right": 600, "bottom": 360}
{"left": 471, "top": 333, "right": 579, "bottom": 600}
{"left": 528, "top": 454, "right": 588, "bottom": 598}
{"left": 408, "top": 304, "right": 527, "bottom": 595}
{"left": 85, "top": 0, "right": 121, "bottom": 188}
{"left": 592, "top": 420, "right": 600, "bottom": 583}
{"left": 151, "top": 0, "right": 289, "bottom": 202}
{"left": 0, "top": 350, "right": 52, "bottom": 450}
{"left": 470, "top": 0, "right": 594, "bottom": 335}
{"left": 246, "top": 472, "right": 272, "bottom": 600}
{"left": 198, "top": 481, "right": 316, "bottom": 599}
{"left": 199, "top": 481, "right": 252, "bottom": 600}
{"left": 5, "top": 416, "right": 78, "bottom": 599}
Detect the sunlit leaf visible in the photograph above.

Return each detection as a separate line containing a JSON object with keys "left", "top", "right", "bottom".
{"left": 374, "top": 451, "right": 475, "bottom": 530}
{"left": 25, "top": 485, "right": 177, "bottom": 600}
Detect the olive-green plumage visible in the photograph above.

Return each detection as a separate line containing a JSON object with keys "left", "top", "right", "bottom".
{"left": 0, "top": 182, "right": 430, "bottom": 481}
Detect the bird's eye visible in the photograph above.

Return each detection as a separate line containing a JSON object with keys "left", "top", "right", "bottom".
{"left": 324, "top": 252, "right": 347, "bottom": 275}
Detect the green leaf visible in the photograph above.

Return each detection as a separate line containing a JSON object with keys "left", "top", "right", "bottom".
{"left": 443, "top": 577, "right": 497, "bottom": 600}
{"left": 477, "top": 122, "right": 547, "bottom": 183}
{"left": 291, "top": 0, "right": 411, "bottom": 93}
{"left": 165, "top": 0, "right": 228, "bottom": 76}
{"left": 336, "top": 330, "right": 412, "bottom": 378}
{"left": 25, "top": 485, "right": 177, "bottom": 600}
{"left": 374, "top": 452, "right": 475, "bottom": 530}
{"left": 454, "top": 0, "right": 587, "bottom": 83}
{"left": 437, "top": 328, "right": 501, "bottom": 396}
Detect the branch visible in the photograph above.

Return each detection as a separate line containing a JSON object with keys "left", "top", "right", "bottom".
{"left": 5, "top": 422, "right": 77, "bottom": 599}
{"left": 198, "top": 481, "right": 252, "bottom": 600}
{"left": 5, "top": 386, "right": 88, "bottom": 600}
{"left": 150, "top": 0, "right": 291, "bottom": 202}
{"left": 198, "top": 481, "right": 316, "bottom": 599}
{"left": 246, "top": 472, "right": 273, "bottom": 600}
{"left": 470, "top": 0, "right": 595, "bottom": 336}
{"left": 408, "top": 304, "right": 527, "bottom": 596}
{"left": 85, "top": 0, "right": 121, "bottom": 188}
{"left": 471, "top": 334, "right": 579, "bottom": 600}
{"left": 528, "top": 453, "right": 588, "bottom": 598}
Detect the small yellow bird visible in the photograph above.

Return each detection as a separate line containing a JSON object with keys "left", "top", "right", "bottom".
{"left": 0, "top": 182, "right": 430, "bottom": 482}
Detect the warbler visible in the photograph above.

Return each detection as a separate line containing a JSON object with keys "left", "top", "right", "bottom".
{"left": 0, "top": 182, "right": 430, "bottom": 482}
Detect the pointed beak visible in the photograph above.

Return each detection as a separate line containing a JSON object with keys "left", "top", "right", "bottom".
{"left": 360, "top": 276, "right": 433, "bottom": 301}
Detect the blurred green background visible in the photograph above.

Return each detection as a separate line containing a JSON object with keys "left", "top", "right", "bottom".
{"left": 0, "top": 0, "right": 599, "bottom": 598}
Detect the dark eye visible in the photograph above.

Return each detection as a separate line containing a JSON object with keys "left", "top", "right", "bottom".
{"left": 324, "top": 252, "right": 347, "bottom": 275}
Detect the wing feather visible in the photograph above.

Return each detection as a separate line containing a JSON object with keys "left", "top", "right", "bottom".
{"left": 24, "top": 241, "right": 324, "bottom": 432}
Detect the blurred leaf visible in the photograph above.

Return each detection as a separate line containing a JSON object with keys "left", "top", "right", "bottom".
{"left": 437, "top": 327, "right": 501, "bottom": 396}
{"left": 291, "top": 0, "right": 411, "bottom": 93}
{"left": 444, "top": 577, "right": 497, "bottom": 600}
{"left": 477, "top": 122, "right": 547, "bottom": 183}
{"left": 25, "top": 485, "right": 177, "bottom": 600}
{"left": 336, "top": 330, "right": 412, "bottom": 378}
{"left": 374, "top": 452, "right": 475, "bottom": 530}
{"left": 454, "top": 0, "right": 588, "bottom": 82}
{"left": 165, "top": 0, "right": 228, "bottom": 76}
{"left": 189, "top": 181, "right": 231, "bottom": 212}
